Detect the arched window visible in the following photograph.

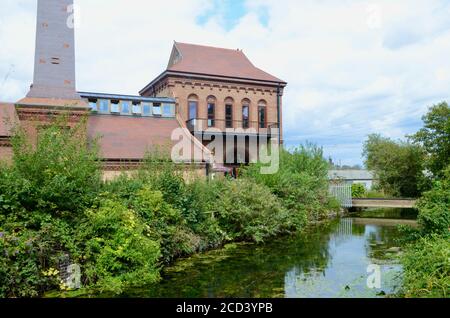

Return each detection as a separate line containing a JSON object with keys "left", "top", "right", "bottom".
{"left": 187, "top": 94, "right": 198, "bottom": 122}
{"left": 224, "top": 97, "right": 234, "bottom": 128}
{"left": 242, "top": 99, "right": 250, "bottom": 129}
{"left": 207, "top": 95, "right": 216, "bottom": 127}
{"left": 258, "top": 100, "right": 267, "bottom": 128}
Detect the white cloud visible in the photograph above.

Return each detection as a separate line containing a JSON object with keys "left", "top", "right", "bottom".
{"left": 0, "top": 0, "right": 449, "bottom": 165}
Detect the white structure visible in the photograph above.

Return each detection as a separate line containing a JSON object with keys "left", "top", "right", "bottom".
{"left": 328, "top": 169, "right": 376, "bottom": 190}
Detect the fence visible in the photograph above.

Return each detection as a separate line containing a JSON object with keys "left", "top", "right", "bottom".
{"left": 329, "top": 183, "right": 352, "bottom": 208}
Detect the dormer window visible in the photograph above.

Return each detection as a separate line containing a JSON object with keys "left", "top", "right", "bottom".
{"left": 153, "top": 103, "right": 162, "bottom": 116}
{"left": 110, "top": 100, "right": 120, "bottom": 113}
{"left": 88, "top": 98, "right": 98, "bottom": 111}
{"left": 132, "top": 101, "right": 142, "bottom": 115}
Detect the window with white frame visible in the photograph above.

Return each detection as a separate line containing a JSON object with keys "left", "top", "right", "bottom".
{"left": 88, "top": 99, "right": 98, "bottom": 111}
{"left": 110, "top": 100, "right": 120, "bottom": 113}
{"left": 153, "top": 103, "right": 162, "bottom": 116}
{"left": 132, "top": 102, "right": 142, "bottom": 115}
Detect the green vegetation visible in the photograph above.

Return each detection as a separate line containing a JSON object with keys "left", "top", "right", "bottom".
{"left": 0, "top": 118, "right": 337, "bottom": 297}
{"left": 361, "top": 101, "right": 449, "bottom": 298}
{"left": 401, "top": 234, "right": 449, "bottom": 298}
{"left": 351, "top": 183, "right": 366, "bottom": 198}
{"left": 364, "top": 190, "right": 386, "bottom": 198}
{"left": 243, "top": 145, "right": 339, "bottom": 224}
{"left": 362, "top": 134, "right": 428, "bottom": 198}
{"left": 395, "top": 102, "right": 450, "bottom": 298}
{"left": 410, "top": 102, "right": 450, "bottom": 178}
{"left": 400, "top": 185, "right": 449, "bottom": 298}
{"left": 415, "top": 166, "right": 450, "bottom": 236}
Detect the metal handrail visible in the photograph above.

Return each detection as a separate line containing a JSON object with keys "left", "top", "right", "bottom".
{"left": 186, "top": 118, "right": 278, "bottom": 133}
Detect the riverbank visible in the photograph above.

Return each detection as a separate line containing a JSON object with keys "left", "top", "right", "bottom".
{"left": 118, "top": 213, "right": 407, "bottom": 298}
{"left": 0, "top": 120, "right": 340, "bottom": 297}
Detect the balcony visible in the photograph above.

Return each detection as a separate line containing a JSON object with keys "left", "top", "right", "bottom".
{"left": 186, "top": 118, "right": 279, "bottom": 136}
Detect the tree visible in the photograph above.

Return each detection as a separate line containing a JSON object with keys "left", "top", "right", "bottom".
{"left": 410, "top": 102, "right": 450, "bottom": 178}
{"left": 362, "top": 134, "right": 427, "bottom": 198}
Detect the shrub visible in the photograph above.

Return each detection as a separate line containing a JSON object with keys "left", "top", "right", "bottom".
{"left": 80, "top": 199, "right": 160, "bottom": 294}
{"left": 176, "top": 179, "right": 227, "bottom": 249}
{"left": 401, "top": 235, "right": 450, "bottom": 298}
{"left": 243, "top": 145, "right": 334, "bottom": 223}
{"left": 131, "top": 187, "right": 201, "bottom": 262}
{"left": 0, "top": 215, "right": 82, "bottom": 297}
{"left": 416, "top": 166, "right": 450, "bottom": 235}
{"left": 0, "top": 229, "right": 48, "bottom": 297}
{"left": 6, "top": 116, "right": 101, "bottom": 216}
{"left": 351, "top": 183, "right": 366, "bottom": 198}
{"left": 214, "top": 179, "right": 292, "bottom": 243}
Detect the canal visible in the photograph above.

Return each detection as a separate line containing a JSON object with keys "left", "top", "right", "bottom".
{"left": 126, "top": 208, "right": 417, "bottom": 298}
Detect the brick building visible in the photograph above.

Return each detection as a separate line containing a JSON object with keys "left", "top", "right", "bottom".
{"left": 140, "top": 42, "right": 286, "bottom": 166}
{"left": 0, "top": 0, "right": 286, "bottom": 176}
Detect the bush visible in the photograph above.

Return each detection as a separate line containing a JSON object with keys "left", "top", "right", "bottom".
{"left": 351, "top": 183, "right": 366, "bottom": 198}
{"left": 177, "top": 179, "right": 227, "bottom": 249}
{"left": 416, "top": 166, "right": 450, "bottom": 235}
{"left": 0, "top": 215, "right": 82, "bottom": 297}
{"left": 131, "top": 187, "right": 201, "bottom": 263}
{"left": 0, "top": 120, "right": 336, "bottom": 297}
{"left": 80, "top": 199, "right": 160, "bottom": 294}
{"left": 5, "top": 117, "right": 101, "bottom": 216}
{"left": 214, "top": 179, "right": 292, "bottom": 243}
{"left": 401, "top": 235, "right": 450, "bottom": 298}
{"left": 105, "top": 167, "right": 226, "bottom": 260}
{"left": 243, "top": 145, "right": 335, "bottom": 223}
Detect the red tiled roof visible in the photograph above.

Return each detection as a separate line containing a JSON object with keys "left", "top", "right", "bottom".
{"left": 16, "top": 97, "right": 88, "bottom": 108}
{"left": 167, "top": 42, "right": 285, "bottom": 83}
{"left": 0, "top": 103, "right": 18, "bottom": 137}
{"left": 87, "top": 115, "right": 211, "bottom": 162}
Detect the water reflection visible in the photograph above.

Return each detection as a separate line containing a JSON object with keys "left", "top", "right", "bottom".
{"left": 284, "top": 219, "right": 402, "bottom": 298}
{"left": 125, "top": 217, "right": 405, "bottom": 298}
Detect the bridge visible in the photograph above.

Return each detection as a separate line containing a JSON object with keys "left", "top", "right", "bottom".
{"left": 329, "top": 184, "right": 417, "bottom": 208}
{"left": 352, "top": 198, "right": 416, "bottom": 208}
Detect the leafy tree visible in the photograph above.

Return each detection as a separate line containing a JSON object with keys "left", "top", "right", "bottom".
{"left": 410, "top": 101, "right": 450, "bottom": 178}
{"left": 362, "top": 134, "right": 428, "bottom": 197}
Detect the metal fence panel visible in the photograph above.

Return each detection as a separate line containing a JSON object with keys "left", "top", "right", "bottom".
{"left": 329, "top": 183, "right": 352, "bottom": 208}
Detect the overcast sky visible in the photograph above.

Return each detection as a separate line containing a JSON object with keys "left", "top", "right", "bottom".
{"left": 1, "top": 0, "right": 449, "bottom": 165}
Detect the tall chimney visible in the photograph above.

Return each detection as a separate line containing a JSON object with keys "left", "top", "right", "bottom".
{"left": 26, "top": 0, "right": 80, "bottom": 100}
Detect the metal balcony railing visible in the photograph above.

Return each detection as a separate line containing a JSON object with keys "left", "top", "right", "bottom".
{"left": 186, "top": 118, "right": 279, "bottom": 135}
